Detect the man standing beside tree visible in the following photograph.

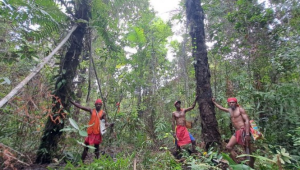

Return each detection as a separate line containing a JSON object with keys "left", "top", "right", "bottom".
{"left": 212, "top": 97, "right": 254, "bottom": 168}
{"left": 70, "top": 99, "right": 113, "bottom": 161}
{"left": 172, "top": 96, "right": 198, "bottom": 152}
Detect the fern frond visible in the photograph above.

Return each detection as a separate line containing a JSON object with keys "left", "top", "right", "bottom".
{"left": 3, "top": 0, "right": 69, "bottom": 41}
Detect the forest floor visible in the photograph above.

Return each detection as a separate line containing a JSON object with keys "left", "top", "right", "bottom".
{"left": 170, "top": 149, "right": 231, "bottom": 170}
{"left": 11, "top": 146, "right": 249, "bottom": 170}
{"left": 14, "top": 152, "right": 99, "bottom": 170}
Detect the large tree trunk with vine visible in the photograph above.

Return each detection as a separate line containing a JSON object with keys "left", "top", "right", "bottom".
{"left": 36, "top": 0, "right": 90, "bottom": 163}
{"left": 186, "top": 0, "right": 221, "bottom": 148}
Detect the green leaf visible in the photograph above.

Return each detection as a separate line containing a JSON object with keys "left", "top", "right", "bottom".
{"left": 221, "top": 153, "right": 237, "bottom": 165}
{"left": 62, "top": 69, "right": 66, "bottom": 74}
{"left": 57, "top": 81, "right": 62, "bottom": 89}
{"left": 281, "top": 152, "right": 290, "bottom": 157}
{"left": 77, "top": 140, "right": 96, "bottom": 149}
{"left": 282, "top": 156, "right": 291, "bottom": 164}
{"left": 76, "top": 19, "right": 88, "bottom": 23}
{"left": 0, "top": 77, "right": 11, "bottom": 85}
{"left": 79, "top": 130, "right": 88, "bottom": 137}
{"left": 230, "top": 164, "right": 253, "bottom": 170}
{"left": 280, "top": 147, "right": 286, "bottom": 154}
{"left": 32, "top": 56, "right": 40, "bottom": 62}
{"left": 60, "top": 128, "right": 76, "bottom": 132}
{"left": 280, "top": 157, "right": 284, "bottom": 164}
{"left": 69, "top": 118, "right": 79, "bottom": 130}
{"left": 238, "top": 154, "right": 276, "bottom": 163}
{"left": 86, "top": 145, "right": 96, "bottom": 150}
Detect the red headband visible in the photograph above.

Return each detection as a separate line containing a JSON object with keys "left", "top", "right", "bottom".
{"left": 95, "top": 99, "right": 102, "bottom": 104}
{"left": 227, "top": 97, "right": 237, "bottom": 103}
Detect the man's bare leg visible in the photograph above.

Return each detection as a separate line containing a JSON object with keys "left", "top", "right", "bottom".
{"left": 191, "top": 140, "right": 196, "bottom": 152}
{"left": 177, "top": 145, "right": 182, "bottom": 153}
{"left": 81, "top": 146, "right": 89, "bottom": 161}
{"left": 95, "top": 144, "right": 100, "bottom": 159}
{"left": 177, "top": 145, "right": 181, "bottom": 152}
{"left": 226, "top": 135, "right": 238, "bottom": 163}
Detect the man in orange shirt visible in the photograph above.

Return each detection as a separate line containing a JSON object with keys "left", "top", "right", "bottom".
{"left": 70, "top": 99, "right": 113, "bottom": 161}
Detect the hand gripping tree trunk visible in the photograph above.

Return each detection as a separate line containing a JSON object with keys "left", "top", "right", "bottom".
{"left": 36, "top": 0, "right": 90, "bottom": 163}
{"left": 186, "top": 0, "right": 221, "bottom": 148}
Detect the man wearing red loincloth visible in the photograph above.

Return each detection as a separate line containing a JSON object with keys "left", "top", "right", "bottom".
{"left": 70, "top": 99, "right": 113, "bottom": 161}
{"left": 172, "top": 96, "right": 198, "bottom": 152}
{"left": 212, "top": 97, "right": 254, "bottom": 168}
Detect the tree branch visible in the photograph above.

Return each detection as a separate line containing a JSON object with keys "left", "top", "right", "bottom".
{"left": 0, "top": 25, "right": 78, "bottom": 108}
{"left": 58, "top": 0, "right": 76, "bottom": 19}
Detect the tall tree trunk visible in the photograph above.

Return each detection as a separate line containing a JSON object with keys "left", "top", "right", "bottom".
{"left": 36, "top": 0, "right": 90, "bottom": 163}
{"left": 74, "top": 53, "right": 88, "bottom": 121}
{"left": 186, "top": 0, "right": 221, "bottom": 147}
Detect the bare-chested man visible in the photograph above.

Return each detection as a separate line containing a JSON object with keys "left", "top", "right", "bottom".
{"left": 172, "top": 96, "right": 198, "bottom": 152}
{"left": 212, "top": 97, "right": 254, "bottom": 168}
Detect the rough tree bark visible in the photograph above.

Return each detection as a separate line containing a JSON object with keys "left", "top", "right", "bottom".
{"left": 36, "top": 0, "right": 90, "bottom": 163}
{"left": 186, "top": 0, "right": 221, "bottom": 147}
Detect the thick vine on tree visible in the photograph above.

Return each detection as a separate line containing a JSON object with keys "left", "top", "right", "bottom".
{"left": 186, "top": 0, "right": 221, "bottom": 147}
{"left": 36, "top": 0, "right": 90, "bottom": 163}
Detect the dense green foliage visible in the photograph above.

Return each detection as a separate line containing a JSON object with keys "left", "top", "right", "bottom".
{"left": 0, "top": 0, "right": 300, "bottom": 169}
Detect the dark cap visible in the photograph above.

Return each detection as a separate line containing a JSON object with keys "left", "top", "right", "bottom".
{"left": 174, "top": 100, "right": 181, "bottom": 106}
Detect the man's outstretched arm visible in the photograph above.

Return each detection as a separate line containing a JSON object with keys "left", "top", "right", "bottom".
{"left": 70, "top": 100, "right": 92, "bottom": 113}
{"left": 185, "top": 96, "right": 198, "bottom": 112}
{"left": 212, "top": 98, "right": 229, "bottom": 112}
